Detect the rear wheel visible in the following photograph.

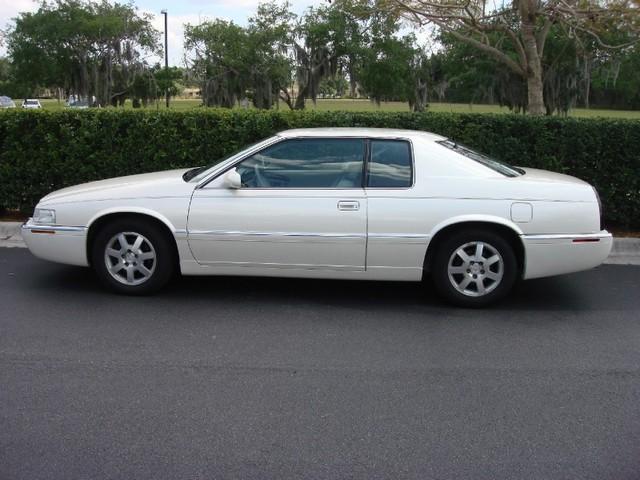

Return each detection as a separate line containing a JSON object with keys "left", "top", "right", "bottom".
{"left": 431, "top": 229, "right": 518, "bottom": 307}
{"left": 91, "top": 219, "right": 175, "bottom": 294}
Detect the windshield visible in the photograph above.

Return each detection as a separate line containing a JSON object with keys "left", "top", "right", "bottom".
{"left": 25, "top": 100, "right": 38, "bottom": 105}
{"left": 437, "top": 140, "right": 524, "bottom": 177}
{"left": 183, "top": 136, "right": 278, "bottom": 183}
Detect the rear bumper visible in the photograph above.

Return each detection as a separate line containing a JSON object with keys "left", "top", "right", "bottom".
{"left": 521, "top": 231, "right": 613, "bottom": 280}
{"left": 22, "top": 219, "right": 89, "bottom": 267}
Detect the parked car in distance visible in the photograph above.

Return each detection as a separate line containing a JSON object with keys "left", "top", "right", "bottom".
{"left": 22, "top": 99, "right": 42, "bottom": 109}
{"left": 0, "top": 96, "right": 16, "bottom": 108}
{"left": 67, "top": 100, "right": 90, "bottom": 109}
{"left": 22, "top": 128, "right": 612, "bottom": 307}
{"left": 66, "top": 95, "right": 96, "bottom": 108}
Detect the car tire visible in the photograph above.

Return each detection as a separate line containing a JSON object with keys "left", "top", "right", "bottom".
{"left": 431, "top": 229, "right": 518, "bottom": 307}
{"left": 91, "top": 219, "right": 176, "bottom": 295}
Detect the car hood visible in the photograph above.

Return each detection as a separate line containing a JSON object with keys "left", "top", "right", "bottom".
{"left": 40, "top": 168, "right": 195, "bottom": 204}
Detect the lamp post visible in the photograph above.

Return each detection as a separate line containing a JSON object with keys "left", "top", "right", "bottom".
{"left": 161, "top": 9, "right": 169, "bottom": 108}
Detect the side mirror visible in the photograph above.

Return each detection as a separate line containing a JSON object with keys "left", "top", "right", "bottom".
{"left": 224, "top": 169, "right": 242, "bottom": 189}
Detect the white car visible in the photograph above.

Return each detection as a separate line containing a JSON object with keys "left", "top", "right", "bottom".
{"left": 0, "top": 96, "right": 16, "bottom": 108}
{"left": 22, "top": 128, "right": 612, "bottom": 306}
{"left": 22, "top": 99, "right": 42, "bottom": 109}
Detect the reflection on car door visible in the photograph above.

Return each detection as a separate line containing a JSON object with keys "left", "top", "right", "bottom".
{"left": 187, "top": 138, "right": 368, "bottom": 272}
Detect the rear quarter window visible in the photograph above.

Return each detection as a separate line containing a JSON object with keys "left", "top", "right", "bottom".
{"left": 367, "top": 140, "right": 413, "bottom": 188}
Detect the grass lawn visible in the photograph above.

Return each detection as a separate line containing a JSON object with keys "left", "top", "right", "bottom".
{"left": 38, "top": 98, "right": 640, "bottom": 119}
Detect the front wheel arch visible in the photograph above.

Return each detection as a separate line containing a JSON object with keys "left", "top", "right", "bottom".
{"left": 423, "top": 221, "right": 525, "bottom": 280}
{"left": 86, "top": 212, "right": 179, "bottom": 270}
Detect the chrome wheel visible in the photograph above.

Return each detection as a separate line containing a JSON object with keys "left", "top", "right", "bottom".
{"left": 447, "top": 241, "right": 504, "bottom": 297}
{"left": 104, "top": 232, "right": 156, "bottom": 286}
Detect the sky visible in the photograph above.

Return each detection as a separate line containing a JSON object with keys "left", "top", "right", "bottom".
{"left": 0, "top": 0, "right": 325, "bottom": 66}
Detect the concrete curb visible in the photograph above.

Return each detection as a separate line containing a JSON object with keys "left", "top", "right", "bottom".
{"left": 0, "top": 222, "right": 25, "bottom": 249}
{"left": 1, "top": 221, "right": 639, "bottom": 264}
{"left": 606, "top": 237, "right": 640, "bottom": 265}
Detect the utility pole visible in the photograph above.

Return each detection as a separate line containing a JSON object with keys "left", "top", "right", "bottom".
{"left": 161, "top": 9, "right": 169, "bottom": 108}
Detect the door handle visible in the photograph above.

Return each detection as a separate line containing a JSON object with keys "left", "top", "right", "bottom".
{"left": 337, "top": 200, "right": 360, "bottom": 211}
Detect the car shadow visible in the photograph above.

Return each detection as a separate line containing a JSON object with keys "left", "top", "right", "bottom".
{"left": 24, "top": 261, "right": 625, "bottom": 314}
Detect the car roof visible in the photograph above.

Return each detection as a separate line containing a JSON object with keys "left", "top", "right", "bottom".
{"left": 276, "top": 127, "right": 446, "bottom": 142}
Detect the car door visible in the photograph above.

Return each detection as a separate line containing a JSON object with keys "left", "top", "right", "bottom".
{"left": 187, "top": 137, "right": 368, "bottom": 272}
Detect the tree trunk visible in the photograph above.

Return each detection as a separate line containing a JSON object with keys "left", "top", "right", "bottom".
{"left": 294, "top": 82, "right": 308, "bottom": 110}
{"left": 521, "top": 22, "right": 545, "bottom": 115}
{"left": 583, "top": 54, "right": 591, "bottom": 109}
{"left": 348, "top": 57, "right": 357, "bottom": 98}
{"left": 279, "top": 87, "right": 294, "bottom": 110}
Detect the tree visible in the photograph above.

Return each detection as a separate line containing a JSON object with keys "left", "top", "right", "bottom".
{"left": 325, "top": 0, "right": 400, "bottom": 97}
{"left": 290, "top": 6, "right": 340, "bottom": 109}
{"left": 289, "top": 0, "right": 410, "bottom": 109}
{"left": 590, "top": 43, "right": 640, "bottom": 109}
{"left": 435, "top": 32, "right": 528, "bottom": 111}
{"left": 384, "top": 0, "right": 640, "bottom": 114}
{"left": 247, "top": 1, "right": 296, "bottom": 109}
{"left": 184, "top": 20, "right": 248, "bottom": 107}
{"left": 184, "top": 2, "right": 293, "bottom": 109}
{"left": 154, "top": 66, "right": 184, "bottom": 99}
{"left": 130, "top": 70, "right": 158, "bottom": 107}
{"left": 359, "top": 35, "right": 415, "bottom": 103}
{"left": 0, "top": 57, "right": 28, "bottom": 98}
{"left": 7, "top": 0, "right": 159, "bottom": 105}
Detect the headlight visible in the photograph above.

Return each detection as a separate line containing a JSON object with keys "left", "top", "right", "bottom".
{"left": 33, "top": 208, "right": 56, "bottom": 224}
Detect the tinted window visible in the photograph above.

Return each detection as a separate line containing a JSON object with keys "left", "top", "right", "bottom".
{"left": 367, "top": 140, "right": 412, "bottom": 188}
{"left": 237, "top": 138, "right": 365, "bottom": 188}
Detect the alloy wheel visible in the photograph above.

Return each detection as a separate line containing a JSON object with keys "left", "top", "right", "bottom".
{"left": 104, "top": 232, "right": 157, "bottom": 286}
{"left": 447, "top": 241, "right": 504, "bottom": 297}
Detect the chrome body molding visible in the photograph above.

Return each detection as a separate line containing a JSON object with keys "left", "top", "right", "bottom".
{"left": 186, "top": 230, "right": 431, "bottom": 247}
{"left": 187, "top": 230, "right": 365, "bottom": 245}
{"left": 173, "top": 228, "right": 188, "bottom": 240}
{"left": 187, "top": 230, "right": 429, "bottom": 239}
{"left": 368, "top": 233, "right": 430, "bottom": 244}
{"left": 22, "top": 221, "right": 87, "bottom": 233}
{"left": 521, "top": 232, "right": 612, "bottom": 241}
{"left": 188, "top": 230, "right": 365, "bottom": 239}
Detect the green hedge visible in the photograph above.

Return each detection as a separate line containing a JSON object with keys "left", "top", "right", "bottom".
{"left": 1, "top": 109, "right": 639, "bottom": 227}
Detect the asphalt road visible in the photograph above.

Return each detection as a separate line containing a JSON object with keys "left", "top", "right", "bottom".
{"left": 1, "top": 248, "right": 640, "bottom": 480}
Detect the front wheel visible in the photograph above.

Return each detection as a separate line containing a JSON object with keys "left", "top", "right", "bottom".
{"left": 431, "top": 229, "right": 518, "bottom": 307}
{"left": 91, "top": 219, "right": 176, "bottom": 295}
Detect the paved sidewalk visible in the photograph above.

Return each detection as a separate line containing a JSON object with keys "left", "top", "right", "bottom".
{"left": 2, "top": 221, "right": 639, "bottom": 264}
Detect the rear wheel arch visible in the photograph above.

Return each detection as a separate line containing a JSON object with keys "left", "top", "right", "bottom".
{"left": 423, "top": 221, "right": 525, "bottom": 278}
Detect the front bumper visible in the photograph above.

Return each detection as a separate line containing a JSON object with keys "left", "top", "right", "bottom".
{"left": 22, "top": 219, "right": 89, "bottom": 267}
{"left": 521, "top": 231, "right": 613, "bottom": 280}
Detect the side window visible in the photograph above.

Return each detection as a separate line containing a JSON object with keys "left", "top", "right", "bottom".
{"left": 367, "top": 140, "right": 413, "bottom": 188}
{"left": 236, "top": 138, "right": 365, "bottom": 188}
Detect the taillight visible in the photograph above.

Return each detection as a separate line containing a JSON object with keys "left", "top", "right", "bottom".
{"left": 592, "top": 186, "right": 604, "bottom": 231}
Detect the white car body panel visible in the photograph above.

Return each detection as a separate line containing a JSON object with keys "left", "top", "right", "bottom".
{"left": 188, "top": 187, "right": 367, "bottom": 271}
{"left": 22, "top": 128, "right": 612, "bottom": 284}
